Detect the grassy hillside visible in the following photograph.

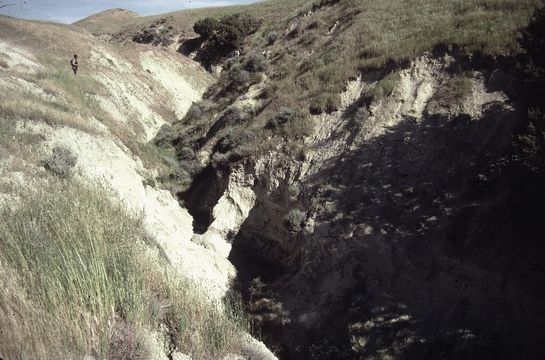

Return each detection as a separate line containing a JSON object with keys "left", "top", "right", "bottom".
{"left": 2, "top": 0, "right": 544, "bottom": 358}
{"left": 77, "top": 0, "right": 307, "bottom": 38}
{"left": 73, "top": 8, "right": 139, "bottom": 35}
{"left": 0, "top": 14, "right": 250, "bottom": 359}
{"left": 253, "top": 0, "right": 541, "bottom": 113}
{"left": 0, "top": 12, "right": 216, "bottom": 184}
{"left": 0, "top": 183, "right": 247, "bottom": 359}
{"left": 135, "top": 0, "right": 542, "bottom": 177}
{"left": 80, "top": 0, "right": 541, "bottom": 140}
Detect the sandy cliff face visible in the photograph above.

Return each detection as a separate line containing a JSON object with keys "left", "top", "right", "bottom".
{"left": 183, "top": 54, "right": 545, "bottom": 359}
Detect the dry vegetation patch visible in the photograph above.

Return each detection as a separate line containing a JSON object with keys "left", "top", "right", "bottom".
{"left": 156, "top": 0, "right": 541, "bottom": 171}
{"left": 0, "top": 183, "right": 249, "bottom": 359}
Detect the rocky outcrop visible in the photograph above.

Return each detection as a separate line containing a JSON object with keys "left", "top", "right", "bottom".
{"left": 192, "top": 54, "right": 545, "bottom": 359}
{"left": 192, "top": 164, "right": 257, "bottom": 258}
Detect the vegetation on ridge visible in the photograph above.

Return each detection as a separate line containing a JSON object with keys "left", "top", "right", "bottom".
{"left": 517, "top": 2, "right": 545, "bottom": 174}
{"left": 193, "top": 13, "right": 262, "bottom": 67}
{"left": 151, "top": 0, "right": 542, "bottom": 181}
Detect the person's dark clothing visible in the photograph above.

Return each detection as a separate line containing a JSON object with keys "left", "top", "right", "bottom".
{"left": 70, "top": 58, "right": 79, "bottom": 75}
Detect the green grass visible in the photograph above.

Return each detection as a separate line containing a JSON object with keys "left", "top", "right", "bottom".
{"left": 256, "top": 0, "right": 540, "bottom": 116}
{"left": 162, "top": 0, "right": 541, "bottom": 165}
{"left": 4, "top": 66, "right": 143, "bottom": 143}
{"left": 446, "top": 74, "right": 475, "bottom": 101}
{"left": 426, "top": 74, "right": 475, "bottom": 111}
{"left": 0, "top": 68, "right": 112, "bottom": 135}
{"left": 0, "top": 183, "right": 249, "bottom": 359}
{"left": 130, "top": 140, "right": 191, "bottom": 193}
{"left": 75, "top": 0, "right": 542, "bottom": 153}
{"left": 32, "top": 69, "right": 109, "bottom": 120}
{"left": 366, "top": 71, "right": 401, "bottom": 101}
{"left": 0, "top": 93, "right": 98, "bottom": 134}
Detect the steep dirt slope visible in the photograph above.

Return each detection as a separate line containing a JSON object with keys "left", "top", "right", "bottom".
{"left": 224, "top": 55, "right": 545, "bottom": 359}
{"left": 0, "top": 15, "right": 276, "bottom": 360}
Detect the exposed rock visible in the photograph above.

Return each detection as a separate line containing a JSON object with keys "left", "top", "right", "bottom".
{"left": 192, "top": 164, "right": 256, "bottom": 258}
{"left": 140, "top": 51, "right": 213, "bottom": 120}
{"left": 220, "top": 55, "right": 544, "bottom": 358}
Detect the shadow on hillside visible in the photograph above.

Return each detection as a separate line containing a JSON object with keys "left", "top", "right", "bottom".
{"left": 178, "top": 37, "right": 203, "bottom": 56}
{"left": 230, "top": 97, "right": 545, "bottom": 359}
{"left": 301, "top": 100, "right": 545, "bottom": 359}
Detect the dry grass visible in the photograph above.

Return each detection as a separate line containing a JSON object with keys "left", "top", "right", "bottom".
{"left": 78, "top": 0, "right": 308, "bottom": 39}
{"left": 254, "top": 0, "right": 541, "bottom": 117}
{"left": 73, "top": 9, "right": 140, "bottom": 34}
{"left": 436, "top": 74, "right": 475, "bottom": 104}
{"left": 0, "top": 67, "right": 114, "bottom": 136}
{"left": 0, "top": 183, "right": 249, "bottom": 360}
{"left": 133, "top": 141, "right": 181, "bottom": 190}
{"left": 0, "top": 94, "right": 99, "bottom": 134}
{"left": 0, "top": 16, "right": 94, "bottom": 67}
{"left": 4, "top": 66, "right": 143, "bottom": 144}
{"left": 0, "top": 117, "right": 43, "bottom": 196}
{"left": 164, "top": 0, "right": 541, "bottom": 159}
{"left": 33, "top": 69, "right": 108, "bottom": 118}
{"left": 364, "top": 71, "right": 401, "bottom": 101}
{"left": 0, "top": 115, "right": 40, "bottom": 152}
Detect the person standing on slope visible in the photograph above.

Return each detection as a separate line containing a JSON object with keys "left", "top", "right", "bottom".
{"left": 70, "top": 54, "right": 79, "bottom": 75}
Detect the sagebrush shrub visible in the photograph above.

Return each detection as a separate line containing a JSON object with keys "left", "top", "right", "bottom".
{"left": 267, "top": 32, "right": 279, "bottom": 45}
{"left": 195, "top": 13, "right": 261, "bottom": 49}
{"left": 268, "top": 107, "right": 297, "bottom": 129}
{"left": 288, "top": 183, "right": 301, "bottom": 199}
{"left": 108, "top": 322, "right": 150, "bottom": 360}
{"left": 154, "top": 124, "right": 175, "bottom": 147}
{"left": 284, "top": 208, "right": 307, "bottom": 232}
{"left": 44, "top": 145, "right": 78, "bottom": 178}
{"left": 177, "top": 146, "right": 196, "bottom": 161}
{"left": 232, "top": 69, "right": 251, "bottom": 86}
{"left": 194, "top": 17, "right": 219, "bottom": 39}
{"left": 353, "top": 106, "right": 370, "bottom": 126}
{"left": 245, "top": 52, "right": 268, "bottom": 72}
{"left": 309, "top": 94, "right": 340, "bottom": 114}
{"left": 185, "top": 103, "right": 205, "bottom": 123}
{"left": 222, "top": 108, "right": 244, "bottom": 125}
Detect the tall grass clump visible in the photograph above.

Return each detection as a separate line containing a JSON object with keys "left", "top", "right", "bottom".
{"left": 27, "top": 69, "right": 105, "bottom": 109}
{"left": 0, "top": 183, "right": 248, "bottom": 360}
{"left": 13, "top": 68, "right": 121, "bottom": 133}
